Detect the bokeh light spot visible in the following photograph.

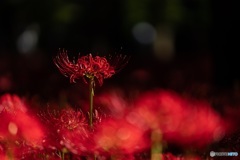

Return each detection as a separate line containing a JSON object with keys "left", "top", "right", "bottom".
{"left": 17, "top": 24, "right": 39, "bottom": 54}
{"left": 117, "top": 127, "right": 130, "bottom": 140}
{"left": 8, "top": 122, "right": 18, "bottom": 135}
{"left": 132, "top": 22, "right": 156, "bottom": 45}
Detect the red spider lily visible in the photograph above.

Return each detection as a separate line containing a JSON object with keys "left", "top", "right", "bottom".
{"left": 39, "top": 107, "right": 93, "bottom": 155}
{"left": 94, "top": 118, "right": 149, "bottom": 155}
{"left": 0, "top": 94, "right": 44, "bottom": 145}
{"left": 38, "top": 106, "right": 65, "bottom": 151}
{"left": 54, "top": 50, "right": 129, "bottom": 86}
{"left": 133, "top": 90, "right": 227, "bottom": 148}
{"left": 0, "top": 94, "right": 44, "bottom": 159}
{"left": 95, "top": 89, "right": 129, "bottom": 118}
{"left": 56, "top": 108, "right": 92, "bottom": 154}
{"left": 0, "top": 112, "right": 44, "bottom": 145}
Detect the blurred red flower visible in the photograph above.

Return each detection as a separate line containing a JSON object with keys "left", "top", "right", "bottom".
{"left": 57, "top": 108, "right": 91, "bottom": 154}
{"left": 95, "top": 89, "right": 129, "bottom": 118}
{"left": 0, "top": 94, "right": 44, "bottom": 159}
{"left": 94, "top": 118, "right": 149, "bottom": 155}
{"left": 39, "top": 107, "right": 93, "bottom": 155}
{"left": 54, "top": 50, "right": 129, "bottom": 86}
{"left": 133, "top": 90, "right": 227, "bottom": 148}
{"left": 0, "top": 94, "right": 44, "bottom": 144}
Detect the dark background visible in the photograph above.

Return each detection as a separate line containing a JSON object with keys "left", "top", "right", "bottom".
{"left": 0, "top": 0, "right": 238, "bottom": 101}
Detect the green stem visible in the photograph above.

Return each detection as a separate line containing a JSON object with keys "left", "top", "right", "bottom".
{"left": 151, "top": 129, "right": 162, "bottom": 160}
{"left": 62, "top": 152, "right": 65, "bottom": 160}
{"left": 89, "top": 77, "right": 94, "bottom": 128}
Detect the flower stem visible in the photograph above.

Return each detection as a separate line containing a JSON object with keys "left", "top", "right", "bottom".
{"left": 61, "top": 152, "right": 65, "bottom": 160}
{"left": 151, "top": 129, "right": 162, "bottom": 160}
{"left": 89, "top": 77, "right": 94, "bottom": 128}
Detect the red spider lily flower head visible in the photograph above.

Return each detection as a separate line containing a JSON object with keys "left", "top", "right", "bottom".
{"left": 54, "top": 49, "right": 129, "bottom": 86}
{"left": 0, "top": 95, "right": 44, "bottom": 159}
{"left": 95, "top": 89, "right": 129, "bottom": 118}
{"left": 57, "top": 108, "right": 97, "bottom": 155}
{"left": 0, "top": 94, "right": 44, "bottom": 147}
{"left": 39, "top": 107, "right": 93, "bottom": 155}
{"left": 94, "top": 118, "right": 149, "bottom": 155}
{"left": 133, "top": 90, "right": 227, "bottom": 148}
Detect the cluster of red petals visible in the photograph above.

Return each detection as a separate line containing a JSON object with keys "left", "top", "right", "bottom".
{"left": 95, "top": 89, "right": 129, "bottom": 118}
{"left": 39, "top": 107, "right": 94, "bottom": 155}
{"left": 0, "top": 94, "right": 44, "bottom": 159}
{"left": 94, "top": 118, "right": 149, "bottom": 154}
{"left": 57, "top": 108, "right": 92, "bottom": 154}
{"left": 0, "top": 91, "right": 231, "bottom": 158}
{"left": 54, "top": 50, "right": 116, "bottom": 86}
{"left": 97, "top": 90, "right": 228, "bottom": 149}
{"left": 132, "top": 90, "right": 227, "bottom": 148}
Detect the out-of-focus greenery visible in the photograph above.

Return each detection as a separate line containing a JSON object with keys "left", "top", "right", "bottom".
{"left": 0, "top": 0, "right": 212, "bottom": 53}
